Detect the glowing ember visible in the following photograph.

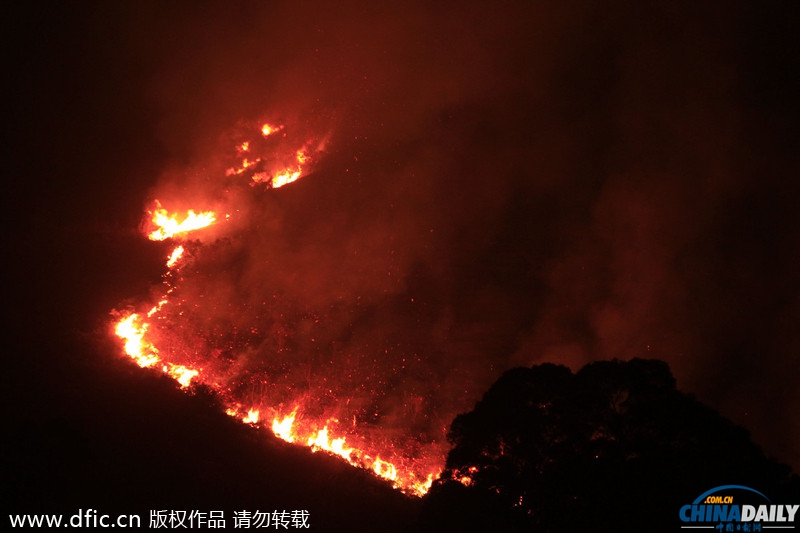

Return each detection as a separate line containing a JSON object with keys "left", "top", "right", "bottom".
{"left": 226, "top": 157, "right": 260, "bottom": 176}
{"left": 146, "top": 298, "right": 169, "bottom": 318}
{"left": 148, "top": 205, "right": 216, "bottom": 241}
{"left": 451, "top": 465, "right": 480, "bottom": 487}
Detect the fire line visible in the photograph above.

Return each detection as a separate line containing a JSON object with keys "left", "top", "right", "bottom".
{"left": 111, "top": 121, "right": 442, "bottom": 497}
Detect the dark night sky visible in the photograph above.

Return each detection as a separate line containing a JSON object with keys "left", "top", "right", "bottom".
{"left": 3, "top": 0, "right": 799, "bottom": 527}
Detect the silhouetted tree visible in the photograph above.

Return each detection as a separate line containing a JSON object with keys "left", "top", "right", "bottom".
{"left": 417, "top": 359, "right": 799, "bottom": 532}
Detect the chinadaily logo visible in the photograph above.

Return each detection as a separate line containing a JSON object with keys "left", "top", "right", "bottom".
{"left": 679, "top": 485, "right": 798, "bottom": 531}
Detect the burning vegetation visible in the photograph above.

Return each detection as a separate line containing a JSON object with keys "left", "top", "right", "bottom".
{"left": 113, "top": 121, "right": 443, "bottom": 496}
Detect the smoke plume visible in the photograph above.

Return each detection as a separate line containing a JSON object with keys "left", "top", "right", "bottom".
{"left": 114, "top": 0, "right": 798, "bottom": 470}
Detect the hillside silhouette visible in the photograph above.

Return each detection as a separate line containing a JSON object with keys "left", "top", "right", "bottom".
{"left": 417, "top": 359, "right": 800, "bottom": 532}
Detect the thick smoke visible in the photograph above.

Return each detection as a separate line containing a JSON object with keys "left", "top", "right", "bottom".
{"left": 119, "top": 1, "right": 797, "bottom": 469}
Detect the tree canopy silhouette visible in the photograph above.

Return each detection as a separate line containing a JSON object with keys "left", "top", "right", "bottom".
{"left": 417, "top": 359, "right": 799, "bottom": 532}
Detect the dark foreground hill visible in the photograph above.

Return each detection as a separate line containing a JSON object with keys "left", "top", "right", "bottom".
{"left": 416, "top": 358, "right": 800, "bottom": 532}
{"left": 3, "top": 321, "right": 420, "bottom": 532}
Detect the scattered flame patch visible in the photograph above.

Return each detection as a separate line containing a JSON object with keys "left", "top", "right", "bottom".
{"left": 451, "top": 465, "right": 480, "bottom": 487}
{"left": 224, "top": 122, "right": 312, "bottom": 189}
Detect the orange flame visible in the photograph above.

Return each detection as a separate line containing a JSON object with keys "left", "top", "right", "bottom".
{"left": 114, "top": 312, "right": 199, "bottom": 388}
{"left": 452, "top": 465, "right": 479, "bottom": 487}
{"left": 149, "top": 206, "right": 216, "bottom": 241}
{"left": 166, "top": 245, "right": 185, "bottom": 268}
{"left": 272, "top": 410, "right": 297, "bottom": 442}
{"left": 269, "top": 169, "right": 302, "bottom": 188}
{"left": 166, "top": 363, "right": 199, "bottom": 388}
{"left": 242, "top": 409, "right": 260, "bottom": 424}
{"left": 226, "top": 157, "right": 261, "bottom": 177}
{"left": 266, "top": 406, "right": 438, "bottom": 496}
{"left": 114, "top": 313, "right": 159, "bottom": 368}
{"left": 227, "top": 122, "right": 311, "bottom": 188}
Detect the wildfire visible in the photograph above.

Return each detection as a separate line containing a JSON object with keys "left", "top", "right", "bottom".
{"left": 111, "top": 120, "right": 443, "bottom": 497}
